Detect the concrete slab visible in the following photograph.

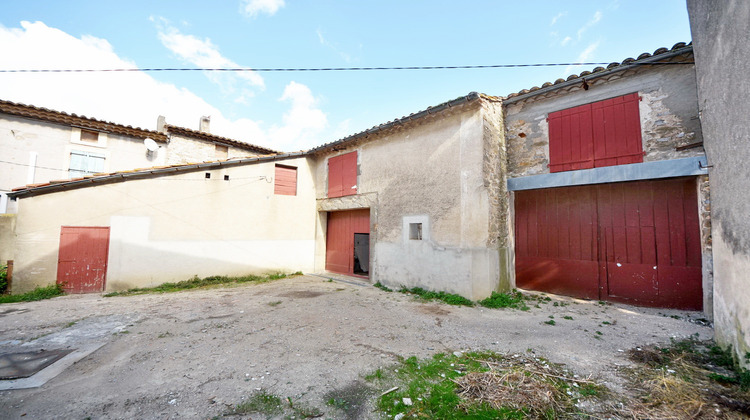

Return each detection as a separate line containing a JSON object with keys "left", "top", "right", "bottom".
{"left": 0, "top": 342, "right": 104, "bottom": 390}
{"left": 0, "top": 349, "right": 73, "bottom": 379}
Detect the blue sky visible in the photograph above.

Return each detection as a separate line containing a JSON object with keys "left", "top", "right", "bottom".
{"left": 0, "top": 0, "right": 692, "bottom": 151}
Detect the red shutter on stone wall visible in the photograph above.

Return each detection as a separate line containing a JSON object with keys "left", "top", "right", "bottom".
{"left": 274, "top": 164, "right": 297, "bottom": 196}
{"left": 548, "top": 104, "right": 595, "bottom": 172}
{"left": 591, "top": 93, "right": 643, "bottom": 167}
{"left": 548, "top": 93, "right": 643, "bottom": 173}
{"left": 327, "top": 151, "right": 357, "bottom": 198}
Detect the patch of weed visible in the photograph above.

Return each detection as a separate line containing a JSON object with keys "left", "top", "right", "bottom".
{"left": 601, "top": 321, "right": 612, "bottom": 325}
{"left": 399, "top": 287, "right": 474, "bottom": 307}
{"left": 365, "top": 368, "right": 384, "bottom": 381}
{"left": 103, "top": 272, "right": 292, "bottom": 297}
{"left": 624, "top": 339, "right": 750, "bottom": 417}
{"left": 373, "top": 282, "right": 393, "bottom": 292}
{"left": 0, "top": 284, "right": 65, "bottom": 304}
{"left": 0, "top": 264, "right": 7, "bottom": 294}
{"left": 544, "top": 320, "right": 556, "bottom": 326}
{"left": 478, "top": 290, "right": 529, "bottom": 311}
{"left": 370, "top": 351, "right": 606, "bottom": 419}
{"left": 563, "top": 316, "right": 573, "bottom": 320}
{"left": 268, "top": 300, "right": 282, "bottom": 307}
{"left": 228, "top": 389, "right": 283, "bottom": 416}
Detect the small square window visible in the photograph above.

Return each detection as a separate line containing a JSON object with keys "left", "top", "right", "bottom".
{"left": 80, "top": 129, "right": 99, "bottom": 144}
{"left": 409, "top": 223, "right": 423, "bottom": 240}
{"left": 205, "top": 173, "right": 211, "bottom": 179}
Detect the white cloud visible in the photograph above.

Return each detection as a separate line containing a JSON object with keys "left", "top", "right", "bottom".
{"left": 269, "top": 82, "right": 328, "bottom": 151}
{"left": 560, "top": 36, "right": 572, "bottom": 47}
{"left": 0, "top": 21, "right": 328, "bottom": 152}
{"left": 563, "top": 41, "right": 601, "bottom": 76}
{"left": 316, "top": 28, "right": 353, "bottom": 63}
{"left": 577, "top": 11, "right": 602, "bottom": 40}
{"left": 153, "top": 17, "right": 265, "bottom": 94}
{"left": 550, "top": 12, "right": 567, "bottom": 26}
{"left": 242, "top": 0, "right": 285, "bottom": 17}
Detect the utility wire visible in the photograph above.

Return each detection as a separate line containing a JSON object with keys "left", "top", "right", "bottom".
{"left": 0, "top": 61, "right": 693, "bottom": 74}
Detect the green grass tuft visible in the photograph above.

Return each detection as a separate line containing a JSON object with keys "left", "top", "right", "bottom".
{"left": 104, "top": 272, "right": 294, "bottom": 297}
{"left": 0, "top": 284, "right": 65, "bottom": 304}
{"left": 229, "top": 390, "right": 283, "bottom": 416}
{"left": 399, "top": 287, "right": 474, "bottom": 306}
{"left": 478, "top": 290, "right": 530, "bottom": 311}
{"left": 373, "top": 282, "right": 393, "bottom": 292}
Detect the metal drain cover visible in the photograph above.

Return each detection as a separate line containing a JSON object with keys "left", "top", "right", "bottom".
{"left": 0, "top": 349, "right": 74, "bottom": 380}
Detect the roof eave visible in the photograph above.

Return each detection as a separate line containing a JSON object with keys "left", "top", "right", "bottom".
{"left": 8, "top": 152, "right": 308, "bottom": 199}
{"left": 503, "top": 45, "right": 694, "bottom": 105}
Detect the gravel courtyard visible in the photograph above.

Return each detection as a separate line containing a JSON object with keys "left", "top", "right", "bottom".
{"left": 0, "top": 275, "right": 712, "bottom": 419}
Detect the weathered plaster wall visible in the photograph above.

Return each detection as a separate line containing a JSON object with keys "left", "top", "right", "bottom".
{"left": 0, "top": 214, "right": 15, "bottom": 263}
{"left": 688, "top": 0, "right": 750, "bottom": 366}
{"left": 165, "top": 134, "right": 260, "bottom": 165}
{"left": 0, "top": 115, "right": 165, "bottom": 212}
{"left": 504, "top": 63, "right": 703, "bottom": 178}
{"left": 11, "top": 157, "right": 316, "bottom": 293}
{"left": 312, "top": 100, "right": 505, "bottom": 300}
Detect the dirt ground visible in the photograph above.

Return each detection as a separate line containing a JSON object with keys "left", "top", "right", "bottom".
{"left": 0, "top": 275, "right": 713, "bottom": 419}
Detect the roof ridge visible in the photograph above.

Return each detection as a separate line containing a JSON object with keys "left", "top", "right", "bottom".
{"left": 0, "top": 99, "right": 168, "bottom": 142}
{"left": 504, "top": 41, "right": 693, "bottom": 102}
{"left": 163, "top": 123, "right": 278, "bottom": 155}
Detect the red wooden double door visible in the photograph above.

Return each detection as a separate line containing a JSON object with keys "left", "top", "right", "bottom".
{"left": 325, "top": 209, "right": 370, "bottom": 276}
{"left": 57, "top": 226, "right": 110, "bottom": 293}
{"left": 515, "top": 177, "right": 702, "bottom": 310}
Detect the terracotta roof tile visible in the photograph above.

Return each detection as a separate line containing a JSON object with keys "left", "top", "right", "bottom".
{"left": 164, "top": 124, "right": 277, "bottom": 155}
{"left": 504, "top": 42, "right": 693, "bottom": 102}
{"left": 0, "top": 99, "right": 168, "bottom": 142}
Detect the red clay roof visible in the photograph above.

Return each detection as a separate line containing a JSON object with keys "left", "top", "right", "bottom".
{"left": 0, "top": 99, "right": 168, "bottom": 142}
{"left": 164, "top": 124, "right": 277, "bottom": 155}
{"left": 8, "top": 153, "right": 304, "bottom": 197}
{"left": 504, "top": 42, "right": 693, "bottom": 102}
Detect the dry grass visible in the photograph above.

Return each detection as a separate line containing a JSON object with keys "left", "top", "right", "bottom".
{"left": 620, "top": 342, "right": 750, "bottom": 419}
{"left": 454, "top": 370, "right": 561, "bottom": 417}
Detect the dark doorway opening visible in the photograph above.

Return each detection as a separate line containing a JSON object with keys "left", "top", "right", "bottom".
{"left": 353, "top": 233, "right": 369, "bottom": 275}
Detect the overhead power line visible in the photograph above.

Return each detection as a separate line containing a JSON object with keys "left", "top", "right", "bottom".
{"left": 0, "top": 61, "right": 692, "bottom": 74}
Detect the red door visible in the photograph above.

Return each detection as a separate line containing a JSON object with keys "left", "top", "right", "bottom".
{"left": 515, "top": 178, "right": 702, "bottom": 310}
{"left": 326, "top": 209, "right": 370, "bottom": 276}
{"left": 57, "top": 226, "right": 110, "bottom": 293}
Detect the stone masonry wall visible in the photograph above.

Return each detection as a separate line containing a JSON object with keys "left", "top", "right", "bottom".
{"left": 505, "top": 63, "right": 704, "bottom": 177}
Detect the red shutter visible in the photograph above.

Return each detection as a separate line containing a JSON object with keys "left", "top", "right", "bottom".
{"left": 591, "top": 93, "right": 643, "bottom": 167}
{"left": 327, "top": 151, "right": 357, "bottom": 198}
{"left": 274, "top": 165, "right": 297, "bottom": 196}
{"left": 548, "top": 104, "right": 594, "bottom": 173}
{"left": 548, "top": 93, "right": 643, "bottom": 173}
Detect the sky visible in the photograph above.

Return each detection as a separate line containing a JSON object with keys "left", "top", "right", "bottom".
{"left": 0, "top": 0, "right": 693, "bottom": 152}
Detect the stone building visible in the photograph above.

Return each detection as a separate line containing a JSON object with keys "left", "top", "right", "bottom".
{"left": 503, "top": 43, "right": 711, "bottom": 313}
{"left": 3, "top": 43, "right": 715, "bottom": 319}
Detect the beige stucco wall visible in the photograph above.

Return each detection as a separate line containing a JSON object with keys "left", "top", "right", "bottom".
{"left": 0, "top": 214, "right": 15, "bottom": 263}
{"left": 0, "top": 114, "right": 165, "bottom": 212}
{"left": 12, "top": 157, "right": 316, "bottom": 293}
{"left": 165, "top": 133, "right": 261, "bottom": 165}
{"left": 312, "top": 100, "right": 506, "bottom": 300}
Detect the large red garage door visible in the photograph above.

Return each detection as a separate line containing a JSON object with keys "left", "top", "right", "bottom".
{"left": 326, "top": 209, "right": 370, "bottom": 276}
{"left": 515, "top": 177, "right": 702, "bottom": 310}
{"left": 57, "top": 226, "right": 110, "bottom": 293}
